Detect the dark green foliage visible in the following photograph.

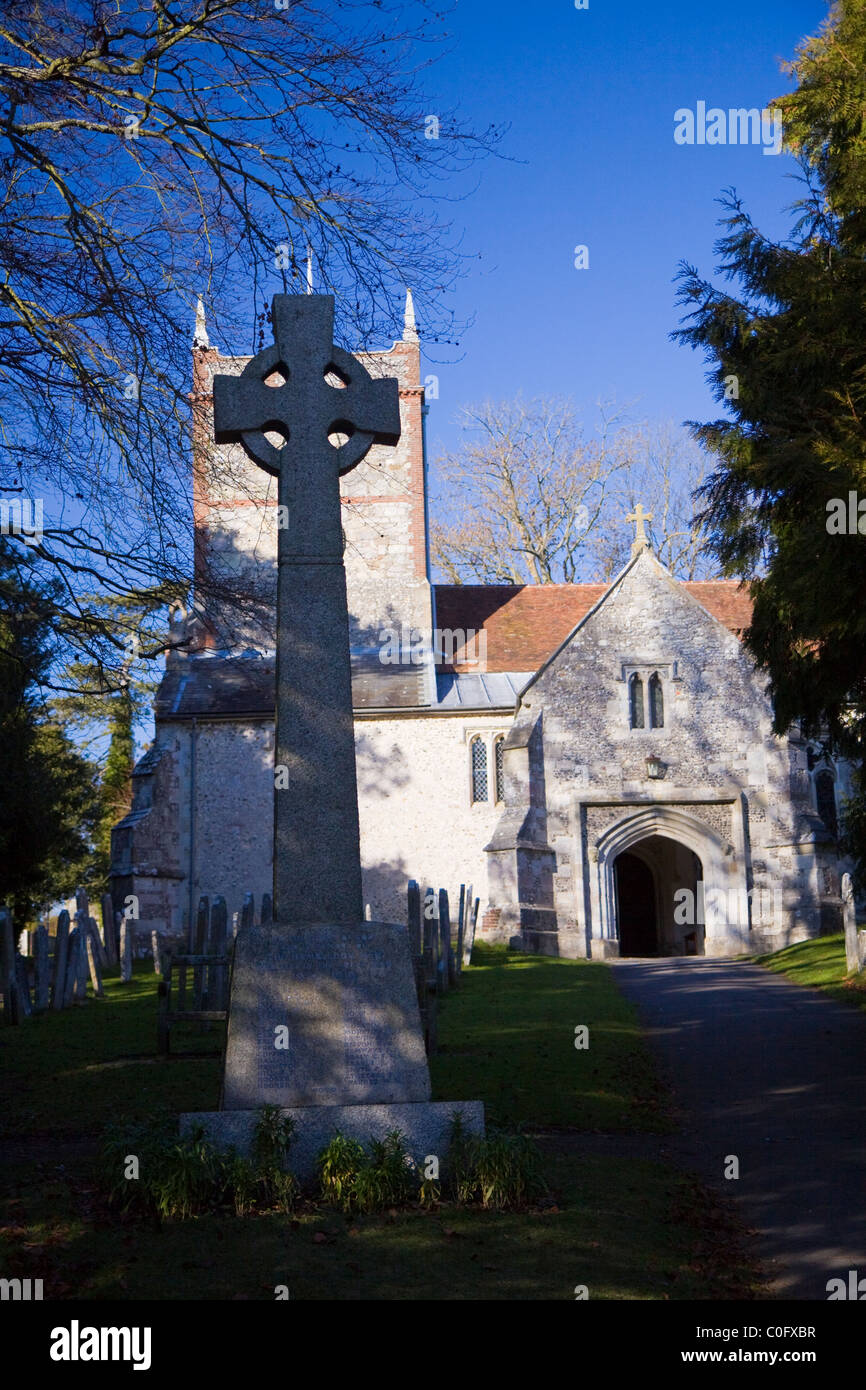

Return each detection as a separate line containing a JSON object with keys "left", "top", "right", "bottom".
{"left": 315, "top": 1120, "right": 544, "bottom": 1214}
{"left": 0, "top": 542, "right": 99, "bottom": 917}
{"left": 92, "top": 687, "right": 135, "bottom": 880}
{"left": 672, "top": 1, "right": 866, "bottom": 884}
{"left": 316, "top": 1129, "right": 416, "bottom": 1213}
{"left": 445, "top": 1112, "right": 546, "bottom": 1211}
{"left": 99, "top": 1105, "right": 298, "bottom": 1220}
{"left": 315, "top": 1132, "right": 367, "bottom": 1210}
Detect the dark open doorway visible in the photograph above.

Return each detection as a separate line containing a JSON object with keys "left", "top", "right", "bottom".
{"left": 615, "top": 851, "right": 658, "bottom": 957}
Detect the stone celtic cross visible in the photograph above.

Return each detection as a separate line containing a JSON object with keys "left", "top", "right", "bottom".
{"left": 212, "top": 295, "right": 401, "bottom": 925}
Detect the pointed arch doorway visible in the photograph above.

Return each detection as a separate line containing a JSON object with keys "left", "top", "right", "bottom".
{"left": 613, "top": 835, "right": 704, "bottom": 956}
{"left": 614, "top": 852, "right": 658, "bottom": 955}
{"left": 581, "top": 800, "right": 749, "bottom": 958}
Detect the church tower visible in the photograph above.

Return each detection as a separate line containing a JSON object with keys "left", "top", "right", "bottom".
{"left": 186, "top": 290, "right": 434, "bottom": 694}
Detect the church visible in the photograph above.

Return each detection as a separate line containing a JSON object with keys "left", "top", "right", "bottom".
{"left": 111, "top": 296, "right": 848, "bottom": 959}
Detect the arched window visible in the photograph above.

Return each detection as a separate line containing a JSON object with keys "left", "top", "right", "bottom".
{"left": 494, "top": 736, "right": 505, "bottom": 803}
{"left": 648, "top": 672, "right": 664, "bottom": 729}
{"left": 628, "top": 673, "right": 644, "bottom": 729}
{"left": 470, "top": 736, "right": 488, "bottom": 802}
{"left": 815, "top": 770, "right": 838, "bottom": 837}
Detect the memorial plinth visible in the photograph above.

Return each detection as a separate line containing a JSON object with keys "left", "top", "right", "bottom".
{"left": 222, "top": 921, "right": 431, "bottom": 1110}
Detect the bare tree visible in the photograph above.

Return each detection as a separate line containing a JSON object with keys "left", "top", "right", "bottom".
{"left": 0, "top": 0, "right": 492, "bottom": 694}
{"left": 430, "top": 397, "right": 632, "bottom": 584}
{"left": 593, "top": 421, "right": 720, "bottom": 580}
{"left": 431, "top": 400, "right": 719, "bottom": 585}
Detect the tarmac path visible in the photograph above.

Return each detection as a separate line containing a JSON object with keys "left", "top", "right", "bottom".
{"left": 613, "top": 958, "right": 866, "bottom": 1300}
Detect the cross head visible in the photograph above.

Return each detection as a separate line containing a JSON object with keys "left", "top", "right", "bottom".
{"left": 212, "top": 295, "right": 401, "bottom": 559}
{"left": 626, "top": 502, "right": 653, "bottom": 547}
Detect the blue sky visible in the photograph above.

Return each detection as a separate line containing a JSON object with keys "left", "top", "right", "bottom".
{"left": 417, "top": 0, "right": 828, "bottom": 462}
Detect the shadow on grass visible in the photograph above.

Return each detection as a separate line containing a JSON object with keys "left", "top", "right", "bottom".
{"left": 430, "top": 944, "right": 673, "bottom": 1132}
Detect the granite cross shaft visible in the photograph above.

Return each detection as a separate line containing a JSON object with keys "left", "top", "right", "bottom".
{"left": 212, "top": 295, "right": 401, "bottom": 926}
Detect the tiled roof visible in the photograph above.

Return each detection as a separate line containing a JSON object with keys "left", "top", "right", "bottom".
{"left": 155, "top": 578, "right": 754, "bottom": 719}
{"left": 433, "top": 580, "right": 752, "bottom": 673}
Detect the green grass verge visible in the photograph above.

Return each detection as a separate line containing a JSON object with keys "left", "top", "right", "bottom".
{"left": 431, "top": 943, "right": 672, "bottom": 1131}
{"left": 755, "top": 932, "right": 866, "bottom": 1013}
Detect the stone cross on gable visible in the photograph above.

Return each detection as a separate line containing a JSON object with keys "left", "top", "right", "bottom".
{"left": 211, "top": 295, "right": 401, "bottom": 925}
{"left": 626, "top": 502, "right": 654, "bottom": 556}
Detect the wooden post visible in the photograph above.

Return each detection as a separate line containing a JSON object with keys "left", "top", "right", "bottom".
{"left": 52, "top": 909, "right": 70, "bottom": 1009}
{"left": 150, "top": 929, "right": 163, "bottom": 976}
{"left": 422, "top": 886, "right": 438, "bottom": 1052}
{"left": 193, "top": 895, "right": 209, "bottom": 1008}
{"left": 240, "top": 893, "right": 255, "bottom": 933}
{"left": 209, "top": 896, "right": 229, "bottom": 1011}
{"left": 157, "top": 964, "right": 170, "bottom": 1056}
{"left": 438, "top": 889, "right": 452, "bottom": 993}
{"left": 407, "top": 880, "right": 422, "bottom": 963}
{"left": 407, "top": 880, "right": 426, "bottom": 1039}
{"left": 455, "top": 884, "right": 466, "bottom": 981}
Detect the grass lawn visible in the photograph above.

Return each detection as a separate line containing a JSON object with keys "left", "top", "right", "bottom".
{"left": 430, "top": 944, "right": 672, "bottom": 1131}
{"left": 0, "top": 947, "right": 760, "bottom": 1300}
{"left": 755, "top": 932, "right": 866, "bottom": 1013}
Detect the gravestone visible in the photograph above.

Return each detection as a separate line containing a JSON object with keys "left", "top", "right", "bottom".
{"left": 842, "top": 873, "right": 864, "bottom": 973}
{"left": 463, "top": 892, "right": 479, "bottom": 968}
{"left": 86, "top": 928, "right": 105, "bottom": 999}
{"left": 183, "top": 295, "right": 481, "bottom": 1175}
{"left": 14, "top": 955, "right": 32, "bottom": 1018}
{"left": 120, "top": 920, "right": 133, "bottom": 983}
{"left": 76, "top": 920, "right": 90, "bottom": 999}
{"left": 63, "top": 927, "right": 83, "bottom": 1006}
{"left": 51, "top": 909, "right": 70, "bottom": 1009}
{"left": 101, "top": 893, "right": 118, "bottom": 966}
{"left": 1, "top": 906, "right": 16, "bottom": 1024}
{"left": 34, "top": 924, "right": 50, "bottom": 1010}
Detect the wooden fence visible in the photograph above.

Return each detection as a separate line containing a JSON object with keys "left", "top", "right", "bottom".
{"left": 408, "top": 880, "right": 480, "bottom": 1056}
{"left": 1, "top": 880, "right": 481, "bottom": 1060}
